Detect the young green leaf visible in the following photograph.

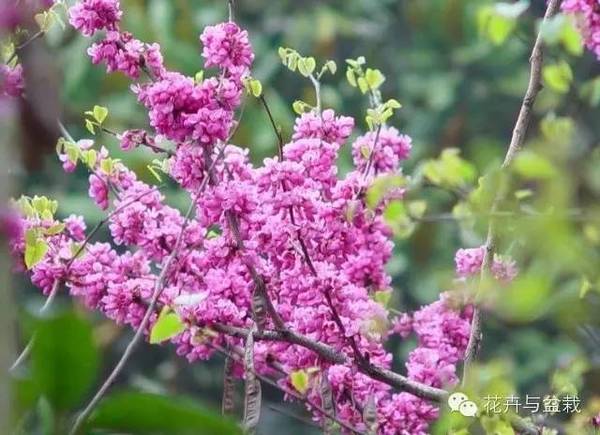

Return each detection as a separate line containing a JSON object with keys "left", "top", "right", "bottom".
{"left": 85, "top": 119, "right": 96, "bottom": 135}
{"left": 357, "top": 77, "right": 369, "bottom": 94}
{"left": 543, "top": 61, "right": 573, "bottom": 94}
{"left": 365, "top": 68, "right": 385, "bottom": 90}
{"left": 45, "top": 223, "right": 66, "bottom": 236}
{"left": 290, "top": 370, "right": 309, "bottom": 395}
{"left": 25, "top": 239, "right": 49, "bottom": 270}
{"left": 93, "top": 105, "right": 109, "bottom": 124}
{"left": 249, "top": 79, "right": 262, "bottom": 97}
{"left": 149, "top": 307, "right": 186, "bottom": 344}
{"left": 346, "top": 68, "right": 357, "bottom": 88}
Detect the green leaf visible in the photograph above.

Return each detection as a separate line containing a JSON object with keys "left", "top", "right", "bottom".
{"left": 495, "top": 0, "right": 529, "bottom": 18}
{"left": 324, "top": 60, "right": 337, "bottom": 75}
{"left": 346, "top": 68, "right": 357, "bottom": 87}
{"left": 34, "top": 11, "right": 55, "bottom": 32}
{"left": 422, "top": 148, "right": 477, "bottom": 189}
{"left": 92, "top": 105, "right": 109, "bottom": 124}
{"left": 514, "top": 189, "right": 533, "bottom": 200}
{"left": 87, "top": 391, "right": 241, "bottom": 435}
{"left": 385, "top": 98, "right": 402, "bottom": 109}
{"left": 495, "top": 274, "right": 551, "bottom": 322}
{"left": 579, "top": 77, "right": 600, "bottom": 107}
{"left": 304, "top": 57, "right": 316, "bottom": 75}
{"left": 290, "top": 370, "right": 309, "bottom": 394}
{"left": 579, "top": 276, "right": 592, "bottom": 298}
{"left": 408, "top": 200, "right": 427, "bottom": 219}
{"left": 31, "top": 310, "right": 99, "bottom": 410}
{"left": 560, "top": 17, "right": 583, "bottom": 56}
{"left": 383, "top": 201, "right": 415, "bottom": 239}
{"left": 100, "top": 158, "right": 114, "bottom": 175}
{"left": 298, "top": 57, "right": 316, "bottom": 77}
{"left": 25, "top": 239, "right": 48, "bottom": 270}
{"left": 194, "top": 70, "right": 204, "bottom": 84}
{"left": 147, "top": 165, "right": 163, "bottom": 182}
{"left": 45, "top": 223, "right": 65, "bottom": 236}
{"left": 149, "top": 307, "right": 186, "bottom": 344}
{"left": 513, "top": 151, "right": 557, "bottom": 179}
{"left": 277, "top": 47, "right": 287, "bottom": 62}
{"left": 477, "top": 5, "right": 516, "bottom": 45}
{"left": 365, "top": 175, "right": 407, "bottom": 209}
{"left": 480, "top": 415, "right": 515, "bottom": 435}
{"left": 85, "top": 149, "right": 98, "bottom": 169}
{"left": 543, "top": 61, "right": 573, "bottom": 94}
{"left": 365, "top": 68, "right": 385, "bottom": 90}
{"left": 373, "top": 290, "right": 392, "bottom": 307}
{"left": 249, "top": 79, "right": 262, "bottom": 98}
{"left": 292, "top": 100, "right": 310, "bottom": 115}
{"left": 85, "top": 119, "right": 96, "bottom": 135}
{"left": 357, "top": 77, "right": 369, "bottom": 94}
{"left": 540, "top": 114, "right": 574, "bottom": 143}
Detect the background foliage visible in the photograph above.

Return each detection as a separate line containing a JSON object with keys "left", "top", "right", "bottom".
{"left": 8, "top": 0, "right": 600, "bottom": 433}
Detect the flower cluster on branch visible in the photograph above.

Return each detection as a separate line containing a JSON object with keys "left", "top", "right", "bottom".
{"left": 6, "top": 0, "right": 563, "bottom": 434}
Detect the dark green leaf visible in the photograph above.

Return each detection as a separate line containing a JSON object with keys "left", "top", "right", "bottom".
{"left": 87, "top": 391, "right": 241, "bottom": 435}
{"left": 31, "top": 311, "right": 99, "bottom": 411}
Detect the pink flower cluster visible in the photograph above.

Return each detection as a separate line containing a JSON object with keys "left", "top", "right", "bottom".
{"left": 12, "top": 3, "right": 518, "bottom": 434}
{"left": 562, "top": 0, "right": 600, "bottom": 59}
{"left": 200, "top": 22, "right": 254, "bottom": 73}
{"left": 352, "top": 126, "right": 412, "bottom": 174}
{"left": 292, "top": 109, "right": 354, "bottom": 144}
{"left": 455, "top": 246, "right": 518, "bottom": 283}
{"left": 69, "top": 0, "right": 165, "bottom": 79}
{"left": 1, "top": 64, "right": 24, "bottom": 98}
{"left": 118, "top": 129, "right": 153, "bottom": 151}
{"left": 68, "top": 0, "right": 121, "bottom": 36}
{"left": 88, "top": 31, "right": 165, "bottom": 79}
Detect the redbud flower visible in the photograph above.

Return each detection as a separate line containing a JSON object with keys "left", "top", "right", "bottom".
{"left": 69, "top": 0, "right": 122, "bottom": 37}
{"left": 562, "top": 0, "right": 600, "bottom": 59}
{"left": 0, "top": 64, "right": 24, "bottom": 98}
{"left": 200, "top": 22, "right": 254, "bottom": 72}
{"left": 352, "top": 126, "right": 412, "bottom": 173}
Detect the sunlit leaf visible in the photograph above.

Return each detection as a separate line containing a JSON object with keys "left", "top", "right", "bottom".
{"left": 92, "top": 105, "right": 109, "bottom": 124}
{"left": 543, "top": 61, "right": 573, "bottom": 94}
{"left": 149, "top": 307, "right": 186, "bottom": 344}
{"left": 513, "top": 151, "right": 557, "bottom": 180}
{"left": 290, "top": 370, "right": 309, "bottom": 394}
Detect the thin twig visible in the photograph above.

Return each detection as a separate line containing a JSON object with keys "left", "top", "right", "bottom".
{"left": 258, "top": 95, "right": 284, "bottom": 159}
{"left": 6, "top": 30, "right": 44, "bottom": 65}
{"left": 462, "top": 0, "right": 562, "bottom": 384}
{"left": 9, "top": 279, "right": 60, "bottom": 372}
{"left": 69, "top": 198, "right": 198, "bottom": 435}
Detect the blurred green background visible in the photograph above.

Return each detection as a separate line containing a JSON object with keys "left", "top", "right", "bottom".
{"left": 7, "top": 0, "right": 600, "bottom": 433}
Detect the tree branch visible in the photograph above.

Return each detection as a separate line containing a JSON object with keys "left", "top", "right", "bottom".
{"left": 212, "top": 323, "right": 448, "bottom": 402}
{"left": 462, "top": 0, "right": 562, "bottom": 382}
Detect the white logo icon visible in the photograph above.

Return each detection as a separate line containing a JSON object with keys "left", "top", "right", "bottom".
{"left": 448, "top": 392, "right": 478, "bottom": 417}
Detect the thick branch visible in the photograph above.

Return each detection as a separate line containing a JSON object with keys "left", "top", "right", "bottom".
{"left": 213, "top": 323, "right": 447, "bottom": 402}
